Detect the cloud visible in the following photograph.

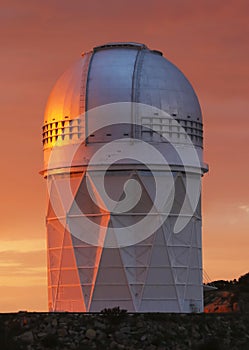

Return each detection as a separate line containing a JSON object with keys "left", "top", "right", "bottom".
{"left": 0, "top": 240, "right": 46, "bottom": 287}
{"left": 0, "top": 285, "right": 47, "bottom": 312}
{"left": 0, "top": 239, "right": 45, "bottom": 253}
{"left": 239, "top": 205, "right": 249, "bottom": 213}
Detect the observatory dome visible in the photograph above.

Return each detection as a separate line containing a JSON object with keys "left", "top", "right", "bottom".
{"left": 43, "top": 42, "right": 203, "bottom": 150}
{"left": 43, "top": 42, "right": 208, "bottom": 313}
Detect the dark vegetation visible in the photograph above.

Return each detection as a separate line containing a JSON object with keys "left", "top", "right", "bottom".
{"left": 210, "top": 272, "right": 249, "bottom": 291}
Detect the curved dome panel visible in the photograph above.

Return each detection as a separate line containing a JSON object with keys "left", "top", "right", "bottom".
{"left": 44, "top": 59, "right": 83, "bottom": 124}
{"left": 87, "top": 47, "right": 137, "bottom": 110}
{"left": 139, "top": 51, "right": 202, "bottom": 122}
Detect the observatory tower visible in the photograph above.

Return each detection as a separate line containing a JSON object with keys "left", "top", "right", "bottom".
{"left": 42, "top": 42, "right": 208, "bottom": 312}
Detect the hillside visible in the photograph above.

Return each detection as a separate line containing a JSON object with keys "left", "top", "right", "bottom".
{"left": 204, "top": 272, "right": 249, "bottom": 313}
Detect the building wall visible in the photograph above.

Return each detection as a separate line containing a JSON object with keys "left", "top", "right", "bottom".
{"left": 47, "top": 169, "right": 203, "bottom": 312}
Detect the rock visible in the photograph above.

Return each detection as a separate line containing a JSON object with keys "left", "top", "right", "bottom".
{"left": 58, "top": 327, "right": 67, "bottom": 337}
{"left": 114, "top": 330, "right": 126, "bottom": 342}
{"left": 117, "top": 344, "right": 125, "bottom": 349}
{"left": 51, "top": 318, "right": 58, "bottom": 327}
{"left": 178, "top": 326, "right": 186, "bottom": 332}
{"left": 110, "top": 340, "right": 118, "bottom": 349}
{"left": 18, "top": 330, "right": 34, "bottom": 344}
{"left": 41, "top": 333, "right": 59, "bottom": 347}
{"left": 191, "top": 325, "right": 200, "bottom": 338}
{"left": 146, "top": 345, "right": 157, "bottom": 350}
{"left": 97, "top": 330, "right": 107, "bottom": 341}
{"left": 120, "top": 326, "right": 131, "bottom": 333}
{"left": 85, "top": 328, "right": 96, "bottom": 339}
{"left": 94, "top": 320, "right": 106, "bottom": 330}
{"left": 136, "top": 321, "right": 144, "bottom": 328}
{"left": 37, "top": 332, "right": 47, "bottom": 338}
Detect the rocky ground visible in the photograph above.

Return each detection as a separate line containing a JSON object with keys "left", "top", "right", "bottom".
{"left": 0, "top": 309, "right": 249, "bottom": 350}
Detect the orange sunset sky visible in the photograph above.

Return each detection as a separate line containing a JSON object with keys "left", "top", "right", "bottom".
{"left": 1, "top": 0, "right": 248, "bottom": 312}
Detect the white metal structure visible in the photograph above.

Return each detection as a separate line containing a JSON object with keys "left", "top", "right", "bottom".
{"left": 42, "top": 42, "right": 208, "bottom": 312}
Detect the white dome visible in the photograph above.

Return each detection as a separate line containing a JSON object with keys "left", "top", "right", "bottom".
{"left": 43, "top": 43, "right": 203, "bottom": 152}
{"left": 45, "top": 42, "right": 202, "bottom": 124}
